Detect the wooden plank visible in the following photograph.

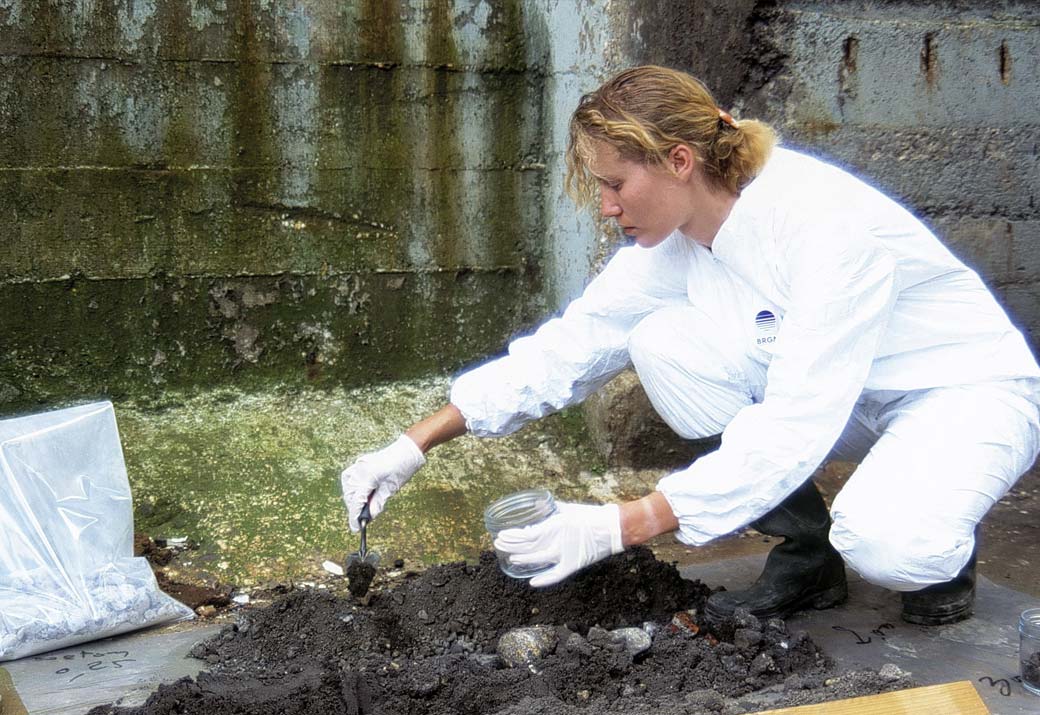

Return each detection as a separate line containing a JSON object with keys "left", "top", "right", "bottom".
{"left": 0, "top": 667, "right": 29, "bottom": 715}
{"left": 752, "top": 681, "right": 989, "bottom": 715}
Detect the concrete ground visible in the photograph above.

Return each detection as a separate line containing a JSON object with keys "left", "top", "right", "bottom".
{"left": 646, "top": 460, "right": 1040, "bottom": 600}
{"left": 5, "top": 378, "right": 1040, "bottom": 713}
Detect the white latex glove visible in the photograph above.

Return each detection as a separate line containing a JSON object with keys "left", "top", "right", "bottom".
{"left": 493, "top": 502, "right": 624, "bottom": 587}
{"left": 341, "top": 435, "right": 425, "bottom": 532}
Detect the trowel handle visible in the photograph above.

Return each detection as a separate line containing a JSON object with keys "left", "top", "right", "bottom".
{"left": 358, "top": 500, "right": 372, "bottom": 556}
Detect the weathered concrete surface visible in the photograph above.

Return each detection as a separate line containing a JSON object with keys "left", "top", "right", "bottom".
{"left": 529, "top": 0, "right": 617, "bottom": 305}
{"left": 738, "top": 0, "right": 1040, "bottom": 340}
{"left": 0, "top": 0, "right": 549, "bottom": 408}
{"left": 2, "top": 0, "right": 1038, "bottom": 429}
{"left": 621, "top": 0, "right": 762, "bottom": 108}
{"left": 109, "top": 376, "right": 632, "bottom": 583}
{"left": 0, "top": 270, "right": 532, "bottom": 405}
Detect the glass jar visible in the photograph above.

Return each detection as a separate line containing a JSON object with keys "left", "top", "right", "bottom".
{"left": 484, "top": 489, "right": 557, "bottom": 579}
{"left": 1021, "top": 608, "right": 1040, "bottom": 696}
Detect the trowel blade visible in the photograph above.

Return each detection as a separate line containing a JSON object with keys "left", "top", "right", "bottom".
{"left": 345, "top": 547, "right": 381, "bottom": 569}
{"left": 346, "top": 499, "right": 380, "bottom": 594}
{"left": 346, "top": 517, "right": 379, "bottom": 597}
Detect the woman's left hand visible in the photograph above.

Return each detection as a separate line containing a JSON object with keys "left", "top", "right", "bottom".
{"left": 494, "top": 502, "right": 624, "bottom": 587}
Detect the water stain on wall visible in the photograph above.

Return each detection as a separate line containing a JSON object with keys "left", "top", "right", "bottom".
{"left": 0, "top": 0, "right": 546, "bottom": 408}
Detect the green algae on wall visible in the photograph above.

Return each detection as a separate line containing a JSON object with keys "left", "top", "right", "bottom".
{"left": 117, "top": 377, "right": 610, "bottom": 583}
{"left": 0, "top": 267, "right": 537, "bottom": 408}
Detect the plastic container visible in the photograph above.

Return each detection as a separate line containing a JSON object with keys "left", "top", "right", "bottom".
{"left": 484, "top": 489, "right": 557, "bottom": 579}
{"left": 1021, "top": 608, "right": 1040, "bottom": 695}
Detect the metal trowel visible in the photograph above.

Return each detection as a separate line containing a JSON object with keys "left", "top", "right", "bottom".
{"left": 345, "top": 500, "right": 380, "bottom": 597}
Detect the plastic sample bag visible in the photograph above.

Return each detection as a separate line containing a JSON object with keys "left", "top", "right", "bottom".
{"left": 0, "top": 402, "right": 193, "bottom": 661}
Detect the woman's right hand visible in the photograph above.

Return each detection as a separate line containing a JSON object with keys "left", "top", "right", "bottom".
{"left": 340, "top": 435, "right": 426, "bottom": 531}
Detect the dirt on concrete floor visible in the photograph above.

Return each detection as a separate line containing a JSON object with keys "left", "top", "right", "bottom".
{"left": 112, "top": 459, "right": 1039, "bottom": 713}
{"left": 89, "top": 547, "right": 912, "bottom": 715}
{"left": 972, "top": 462, "right": 1040, "bottom": 598}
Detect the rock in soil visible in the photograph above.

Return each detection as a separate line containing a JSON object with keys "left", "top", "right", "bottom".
{"left": 87, "top": 547, "right": 914, "bottom": 715}
{"left": 497, "top": 625, "right": 558, "bottom": 668}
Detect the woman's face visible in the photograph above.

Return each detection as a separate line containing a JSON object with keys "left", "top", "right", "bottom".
{"left": 590, "top": 141, "right": 691, "bottom": 249}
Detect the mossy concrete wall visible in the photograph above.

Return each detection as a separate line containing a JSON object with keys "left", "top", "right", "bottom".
{"left": 2, "top": 0, "right": 1038, "bottom": 412}
{"left": 0, "top": 1, "right": 549, "bottom": 408}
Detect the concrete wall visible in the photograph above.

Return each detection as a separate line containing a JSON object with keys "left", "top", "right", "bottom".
{"left": 2, "top": 0, "right": 1037, "bottom": 410}
{"left": 529, "top": 0, "right": 610, "bottom": 306}
{"left": 738, "top": 0, "right": 1040, "bottom": 343}
{"left": 0, "top": 0, "right": 550, "bottom": 407}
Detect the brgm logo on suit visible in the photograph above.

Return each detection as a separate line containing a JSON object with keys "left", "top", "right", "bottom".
{"left": 755, "top": 309, "right": 779, "bottom": 346}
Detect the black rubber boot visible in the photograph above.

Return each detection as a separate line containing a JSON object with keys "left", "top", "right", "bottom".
{"left": 900, "top": 549, "right": 976, "bottom": 626}
{"left": 704, "top": 479, "right": 848, "bottom": 622}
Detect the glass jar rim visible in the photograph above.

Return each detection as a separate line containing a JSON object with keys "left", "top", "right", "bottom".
{"left": 484, "top": 489, "right": 555, "bottom": 530}
{"left": 1021, "top": 607, "right": 1040, "bottom": 626}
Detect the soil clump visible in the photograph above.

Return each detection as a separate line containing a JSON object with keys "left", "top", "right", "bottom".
{"left": 346, "top": 560, "right": 377, "bottom": 598}
{"left": 89, "top": 547, "right": 912, "bottom": 715}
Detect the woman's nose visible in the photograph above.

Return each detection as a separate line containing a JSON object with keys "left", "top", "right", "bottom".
{"left": 600, "top": 191, "right": 621, "bottom": 217}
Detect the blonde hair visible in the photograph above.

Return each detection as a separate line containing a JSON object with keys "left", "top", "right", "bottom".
{"left": 566, "top": 66, "right": 777, "bottom": 206}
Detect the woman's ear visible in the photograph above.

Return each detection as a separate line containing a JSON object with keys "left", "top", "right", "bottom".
{"left": 668, "top": 144, "right": 696, "bottom": 181}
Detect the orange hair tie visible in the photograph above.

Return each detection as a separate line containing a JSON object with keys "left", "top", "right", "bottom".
{"left": 718, "top": 109, "right": 738, "bottom": 128}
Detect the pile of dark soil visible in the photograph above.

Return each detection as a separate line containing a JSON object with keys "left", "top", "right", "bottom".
{"left": 90, "top": 548, "right": 911, "bottom": 715}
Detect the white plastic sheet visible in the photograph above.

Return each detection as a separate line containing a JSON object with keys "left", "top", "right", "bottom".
{"left": 0, "top": 402, "right": 193, "bottom": 661}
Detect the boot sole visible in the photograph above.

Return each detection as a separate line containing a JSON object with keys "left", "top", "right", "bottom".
{"left": 901, "top": 579, "right": 976, "bottom": 626}
{"left": 901, "top": 606, "right": 973, "bottom": 626}
{"left": 901, "top": 595, "right": 975, "bottom": 626}
{"left": 704, "top": 579, "right": 848, "bottom": 623}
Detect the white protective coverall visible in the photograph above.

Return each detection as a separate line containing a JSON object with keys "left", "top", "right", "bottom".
{"left": 450, "top": 147, "right": 1040, "bottom": 591}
